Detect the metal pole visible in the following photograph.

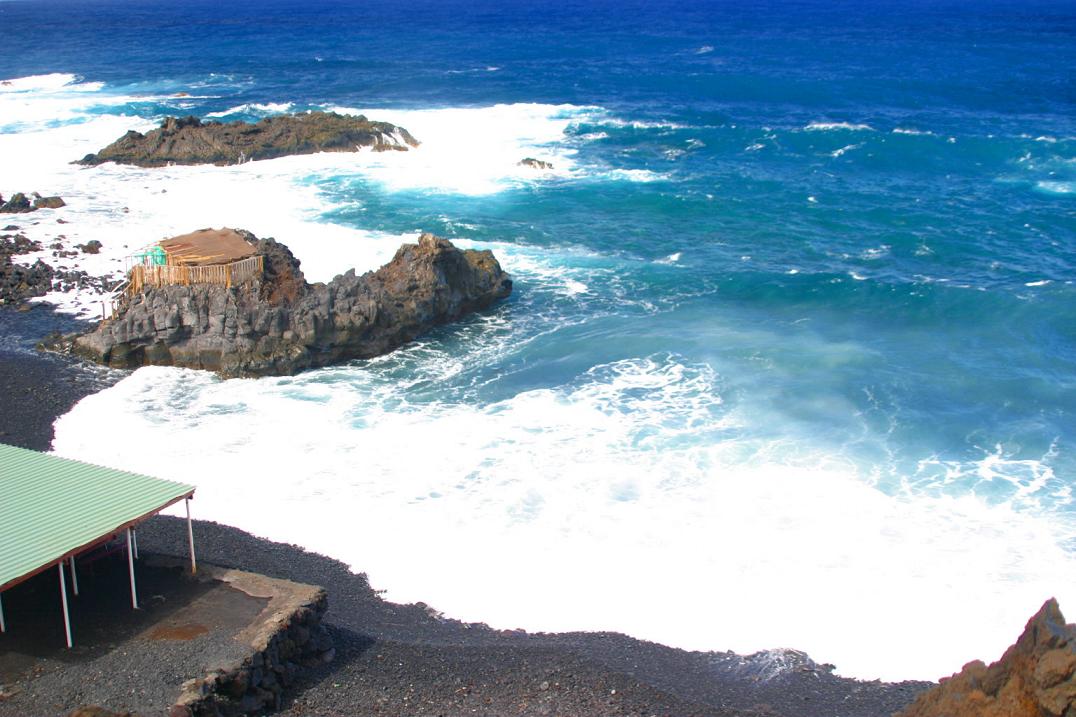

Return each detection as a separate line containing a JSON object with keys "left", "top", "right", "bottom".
{"left": 69, "top": 556, "right": 79, "bottom": 596}
{"left": 132, "top": 527, "right": 139, "bottom": 560}
{"left": 186, "top": 497, "right": 197, "bottom": 574}
{"left": 0, "top": 591, "right": 6, "bottom": 633}
{"left": 126, "top": 527, "right": 139, "bottom": 609}
{"left": 59, "top": 564, "right": 72, "bottom": 648}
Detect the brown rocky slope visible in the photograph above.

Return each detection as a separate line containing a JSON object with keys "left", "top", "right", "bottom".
{"left": 898, "top": 598, "right": 1075, "bottom": 717}
{"left": 70, "top": 232, "right": 511, "bottom": 377}
{"left": 76, "top": 111, "right": 419, "bottom": 167}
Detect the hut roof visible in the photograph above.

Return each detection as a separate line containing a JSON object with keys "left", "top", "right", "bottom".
{"left": 159, "top": 228, "right": 256, "bottom": 266}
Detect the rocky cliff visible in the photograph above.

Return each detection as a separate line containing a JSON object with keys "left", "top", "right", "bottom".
{"left": 898, "top": 599, "right": 1075, "bottom": 717}
{"left": 76, "top": 112, "right": 419, "bottom": 167}
{"left": 72, "top": 232, "right": 511, "bottom": 376}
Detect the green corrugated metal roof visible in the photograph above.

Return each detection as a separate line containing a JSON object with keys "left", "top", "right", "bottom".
{"left": 0, "top": 443, "right": 195, "bottom": 591}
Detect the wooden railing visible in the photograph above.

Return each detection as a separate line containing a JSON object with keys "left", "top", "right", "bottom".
{"left": 128, "top": 255, "right": 264, "bottom": 293}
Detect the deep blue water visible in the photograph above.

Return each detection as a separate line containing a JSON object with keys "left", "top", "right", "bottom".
{"left": 2, "top": 0, "right": 1075, "bottom": 678}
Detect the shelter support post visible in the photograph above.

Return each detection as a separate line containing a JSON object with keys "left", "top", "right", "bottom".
{"left": 0, "top": 591, "right": 6, "bottom": 633}
{"left": 58, "top": 563, "right": 72, "bottom": 648}
{"left": 132, "top": 527, "right": 139, "bottom": 559}
{"left": 186, "top": 497, "right": 197, "bottom": 574}
{"left": 126, "top": 527, "right": 139, "bottom": 609}
{"left": 69, "top": 555, "right": 79, "bottom": 596}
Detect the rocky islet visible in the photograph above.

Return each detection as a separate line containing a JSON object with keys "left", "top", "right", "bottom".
{"left": 77, "top": 112, "right": 420, "bottom": 167}
{"left": 70, "top": 231, "right": 512, "bottom": 377}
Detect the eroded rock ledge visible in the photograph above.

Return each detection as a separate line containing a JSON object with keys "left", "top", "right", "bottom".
{"left": 898, "top": 598, "right": 1075, "bottom": 717}
{"left": 76, "top": 112, "right": 419, "bottom": 167}
{"left": 70, "top": 232, "right": 511, "bottom": 377}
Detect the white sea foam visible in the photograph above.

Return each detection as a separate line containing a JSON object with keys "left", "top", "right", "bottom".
{"left": 1036, "top": 181, "right": 1074, "bottom": 195}
{"left": 892, "top": 127, "right": 935, "bottom": 136}
{"left": 0, "top": 73, "right": 215, "bottom": 133}
{"left": 830, "top": 143, "right": 862, "bottom": 158}
{"left": 205, "top": 102, "right": 295, "bottom": 118}
{"left": 695, "top": 45, "right": 715, "bottom": 55}
{"left": 804, "top": 121, "right": 875, "bottom": 132}
{"left": 596, "top": 168, "right": 670, "bottom": 183}
{"left": 0, "top": 72, "right": 102, "bottom": 93}
{"left": 320, "top": 102, "right": 595, "bottom": 194}
{"left": 859, "top": 244, "right": 891, "bottom": 260}
{"left": 585, "top": 116, "right": 689, "bottom": 131}
{"left": 52, "top": 353, "right": 1076, "bottom": 683}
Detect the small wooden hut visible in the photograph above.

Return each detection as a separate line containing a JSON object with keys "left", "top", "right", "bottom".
{"left": 128, "top": 228, "right": 264, "bottom": 292}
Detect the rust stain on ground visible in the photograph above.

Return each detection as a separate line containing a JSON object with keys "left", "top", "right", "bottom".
{"left": 148, "top": 623, "right": 209, "bottom": 641}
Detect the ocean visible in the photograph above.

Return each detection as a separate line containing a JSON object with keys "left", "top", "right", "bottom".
{"left": 1, "top": 0, "right": 1073, "bottom": 682}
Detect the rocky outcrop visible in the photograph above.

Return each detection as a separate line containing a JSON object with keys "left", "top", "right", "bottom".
{"left": 518, "top": 157, "right": 554, "bottom": 170}
{"left": 0, "top": 192, "right": 33, "bottom": 213}
{"left": 72, "top": 232, "right": 511, "bottom": 376}
{"left": 898, "top": 599, "right": 1075, "bottom": 717}
{"left": 0, "top": 192, "right": 66, "bottom": 213}
{"left": 77, "top": 112, "right": 420, "bottom": 167}
{"left": 33, "top": 195, "right": 66, "bottom": 209}
{"left": 1, "top": 232, "right": 52, "bottom": 304}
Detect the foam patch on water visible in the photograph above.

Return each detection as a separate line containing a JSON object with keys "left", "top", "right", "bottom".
{"left": 892, "top": 127, "right": 935, "bottom": 136}
{"left": 321, "top": 102, "right": 595, "bottom": 194}
{"left": 804, "top": 122, "right": 875, "bottom": 132}
{"left": 1036, "top": 180, "right": 1074, "bottom": 196}
{"left": 52, "top": 353, "right": 1076, "bottom": 683}
{"left": 830, "top": 143, "right": 862, "bottom": 158}
{"left": 205, "top": 102, "right": 295, "bottom": 118}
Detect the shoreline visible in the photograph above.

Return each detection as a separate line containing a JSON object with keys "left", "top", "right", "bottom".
{"left": 0, "top": 304, "right": 931, "bottom": 716}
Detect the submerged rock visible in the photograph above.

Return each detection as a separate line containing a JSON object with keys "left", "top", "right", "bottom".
{"left": 898, "top": 598, "right": 1075, "bottom": 717}
{"left": 72, "top": 232, "right": 512, "bottom": 376}
{"left": 77, "top": 112, "right": 420, "bottom": 167}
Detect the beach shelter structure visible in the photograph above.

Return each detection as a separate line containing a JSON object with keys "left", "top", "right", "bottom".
{"left": 0, "top": 443, "right": 197, "bottom": 647}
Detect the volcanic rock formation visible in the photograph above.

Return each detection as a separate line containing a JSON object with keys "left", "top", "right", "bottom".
{"left": 0, "top": 231, "right": 52, "bottom": 304}
{"left": 77, "top": 112, "right": 419, "bottom": 167}
{"left": 898, "top": 598, "right": 1075, "bottom": 717}
{"left": 0, "top": 192, "right": 66, "bottom": 213}
{"left": 71, "top": 232, "right": 512, "bottom": 377}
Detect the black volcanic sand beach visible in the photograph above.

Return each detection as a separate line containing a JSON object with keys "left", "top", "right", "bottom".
{"left": 0, "top": 305, "right": 932, "bottom": 717}
{"left": 0, "top": 305, "right": 119, "bottom": 450}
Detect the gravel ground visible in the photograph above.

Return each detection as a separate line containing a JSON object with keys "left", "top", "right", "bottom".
{"left": 0, "top": 305, "right": 932, "bottom": 716}
{"left": 0, "top": 304, "right": 118, "bottom": 451}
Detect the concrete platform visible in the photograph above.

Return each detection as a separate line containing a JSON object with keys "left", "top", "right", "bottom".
{"left": 0, "top": 551, "right": 328, "bottom": 717}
